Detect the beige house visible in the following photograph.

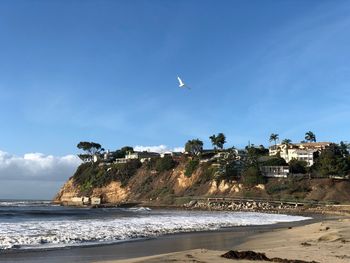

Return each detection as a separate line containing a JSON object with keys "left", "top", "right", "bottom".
{"left": 269, "top": 142, "right": 331, "bottom": 166}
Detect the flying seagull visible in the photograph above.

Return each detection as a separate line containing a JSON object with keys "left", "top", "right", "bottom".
{"left": 177, "top": 76, "right": 190, "bottom": 89}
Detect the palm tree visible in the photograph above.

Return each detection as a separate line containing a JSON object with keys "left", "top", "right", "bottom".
{"left": 305, "top": 131, "right": 316, "bottom": 143}
{"left": 281, "top": 139, "right": 292, "bottom": 157}
{"left": 269, "top": 133, "right": 279, "bottom": 148}
{"left": 209, "top": 133, "right": 226, "bottom": 150}
{"left": 281, "top": 139, "right": 292, "bottom": 145}
{"left": 209, "top": 134, "right": 217, "bottom": 149}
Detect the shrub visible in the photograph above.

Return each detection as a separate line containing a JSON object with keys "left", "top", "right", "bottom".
{"left": 222, "top": 161, "right": 241, "bottom": 181}
{"left": 287, "top": 177, "right": 310, "bottom": 194}
{"left": 110, "top": 160, "right": 142, "bottom": 187}
{"left": 150, "top": 186, "right": 174, "bottom": 199}
{"left": 242, "top": 165, "right": 266, "bottom": 186}
{"left": 289, "top": 159, "right": 307, "bottom": 174}
{"left": 72, "top": 160, "right": 142, "bottom": 195}
{"left": 73, "top": 163, "right": 100, "bottom": 195}
{"left": 155, "top": 156, "right": 177, "bottom": 172}
{"left": 184, "top": 159, "right": 200, "bottom": 177}
{"left": 266, "top": 182, "right": 289, "bottom": 194}
{"left": 198, "top": 163, "right": 217, "bottom": 183}
{"left": 137, "top": 175, "right": 154, "bottom": 194}
{"left": 262, "top": 157, "right": 287, "bottom": 166}
{"left": 143, "top": 158, "right": 159, "bottom": 170}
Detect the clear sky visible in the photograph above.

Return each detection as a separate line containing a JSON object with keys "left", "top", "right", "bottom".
{"left": 1, "top": 0, "right": 350, "bottom": 199}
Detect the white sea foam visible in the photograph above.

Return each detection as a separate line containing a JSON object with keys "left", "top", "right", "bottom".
{"left": 126, "top": 207, "right": 152, "bottom": 212}
{"left": 0, "top": 211, "right": 310, "bottom": 250}
{"left": 0, "top": 200, "right": 52, "bottom": 207}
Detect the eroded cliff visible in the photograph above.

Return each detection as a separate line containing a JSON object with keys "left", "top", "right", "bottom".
{"left": 54, "top": 157, "right": 350, "bottom": 205}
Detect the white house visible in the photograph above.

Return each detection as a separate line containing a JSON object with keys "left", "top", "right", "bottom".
{"left": 269, "top": 142, "right": 331, "bottom": 166}
{"left": 125, "top": 151, "right": 160, "bottom": 163}
{"left": 261, "top": 166, "right": 289, "bottom": 178}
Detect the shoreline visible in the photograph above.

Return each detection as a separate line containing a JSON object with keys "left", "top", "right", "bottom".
{"left": 100, "top": 214, "right": 350, "bottom": 263}
{"left": 0, "top": 211, "right": 323, "bottom": 263}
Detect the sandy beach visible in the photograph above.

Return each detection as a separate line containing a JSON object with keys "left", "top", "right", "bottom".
{"left": 1, "top": 212, "right": 348, "bottom": 263}
{"left": 0, "top": 217, "right": 315, "bottom": 263}
{"left": 103, "top": 216, "right": 350, "bottom": 263}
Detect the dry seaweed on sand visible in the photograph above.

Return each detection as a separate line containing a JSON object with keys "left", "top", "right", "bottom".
{"left": 221, "top": 250, "right": 319, "bottom": 263}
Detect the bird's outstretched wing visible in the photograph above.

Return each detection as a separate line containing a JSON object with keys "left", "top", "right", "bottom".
{"left": 177, "top": 76, "right": 185, "bottom": 87}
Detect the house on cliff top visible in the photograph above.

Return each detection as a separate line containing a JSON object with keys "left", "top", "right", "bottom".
{"left": 269, "top": 142, "right": 331, "bottom": 166}
{"left": 125, "top": 151, "right": 160, "bottom": 163}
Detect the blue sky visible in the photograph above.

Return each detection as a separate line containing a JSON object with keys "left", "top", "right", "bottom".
{"left": 1, "top": 1, "right": 350, "bottom": 198}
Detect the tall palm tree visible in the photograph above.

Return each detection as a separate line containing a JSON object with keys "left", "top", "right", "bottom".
{"left": 269, "top": 133, "right": 279, "bottom": 148}
{"left": 281, "top": 139, "right": 292, "bottom": 157}
{"left": 281, "top": 139, "right": 292, "bottom": 145}
{"left": 305, "top": 131, "right": 316, "bottom": 143}
{"left": 209, "top": 134, "right": 217, "bottom": 149}
{"left": 209, "top": 133, "right": 226, "bottom": 150}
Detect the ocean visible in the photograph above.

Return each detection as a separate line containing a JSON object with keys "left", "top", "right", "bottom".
{"left": 0, "top": 200, "right": 311, "bottom": 251}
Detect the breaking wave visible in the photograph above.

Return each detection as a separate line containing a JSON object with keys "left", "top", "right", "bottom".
{"left": 0, "top": 209, "right": 310, "bottom": 250}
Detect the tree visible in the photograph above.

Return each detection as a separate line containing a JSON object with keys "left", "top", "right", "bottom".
{"left": 269, "top": 133, "right": 279, "bottom": 148}
{"left": 289, "top": 159, "right": 307, "bottom": 174}
{"left": 262, "top": 157, "right": 287, "bottom": 166}
{"left": 339, "top": 141, "right": 350, "bottom": 157}
{"left": 77, "top": 142, "right": 103, "bottom": 155}
{"left": 209, "top": 135, "right": 216, "bottom": 148}
{"left": 77, "top": 141, "right": 104, "bottom": 162}
{"left": 113, "top": 146, "right": 134, "bottom": 159}
{"left": 281, "top": 139, "right": 292, "bottom": 145}
{"left": 185, "top": 139, "right": 203, "bottom": 155}
{"left": 305, "top": 131, "right": 316, "bottom": 143}
{"left": 312, "top": 143, "right": 350, "bottom": 177}
{"left": 209, "top": 133, "right": 226, "bottom": 150}
{"left": 245, "top": 145, "right": 269, "bottom": 160}
{"left": 120, "top": 146, "right": 134, "bottom": 154}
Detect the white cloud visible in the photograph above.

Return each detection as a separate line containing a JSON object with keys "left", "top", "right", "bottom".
{"left": 133, "top": 145, "right": 184, "bottom": 153}
{"left": 0, "top": 150, "right": 81, "bottom": 182}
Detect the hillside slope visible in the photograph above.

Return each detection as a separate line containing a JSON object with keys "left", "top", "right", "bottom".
{"left": 54, "top": 158, "right": 350, "bottom": 205}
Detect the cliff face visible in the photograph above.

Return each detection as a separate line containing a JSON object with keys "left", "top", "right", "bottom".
{"left": 54, "top": 177, "right": 130, "bottom": 204}
{"left": 54, "top": 159, "right": 350, "bottom": 205}
{"left": 54, "top": 178, "right": 80, "bottom": 203}
{"left": 54, "top": 160, "right": 254, "bottom": 204}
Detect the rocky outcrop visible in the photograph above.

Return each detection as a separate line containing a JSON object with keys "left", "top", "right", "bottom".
{"left": 91, "top": 181, "right": 129, "bottom": 203}
{"left": 54, "top": 178, "right": 81, "bottom": 203}
{"left": 54, "top": 178, "right": 129, "bottom": 204}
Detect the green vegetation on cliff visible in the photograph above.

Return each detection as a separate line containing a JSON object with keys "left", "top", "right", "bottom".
{"left": 73, "top": 160, "right": 141, "bottom": 195}
{"left": 61, "top": 155, "right": 350, "bottom": 205}
{"left": 60, "top": 136, "right": 350, "bottom": 204}
{"left": 184, "top": 159, "right": 199, "bottom": 177}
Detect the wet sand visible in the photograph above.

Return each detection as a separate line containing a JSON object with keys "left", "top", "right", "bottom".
{"left": 0, "top": 217, "right": 317, "bottom": 263}
{"left": 106, "top": 216, "right": 350, "bottom": 263}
